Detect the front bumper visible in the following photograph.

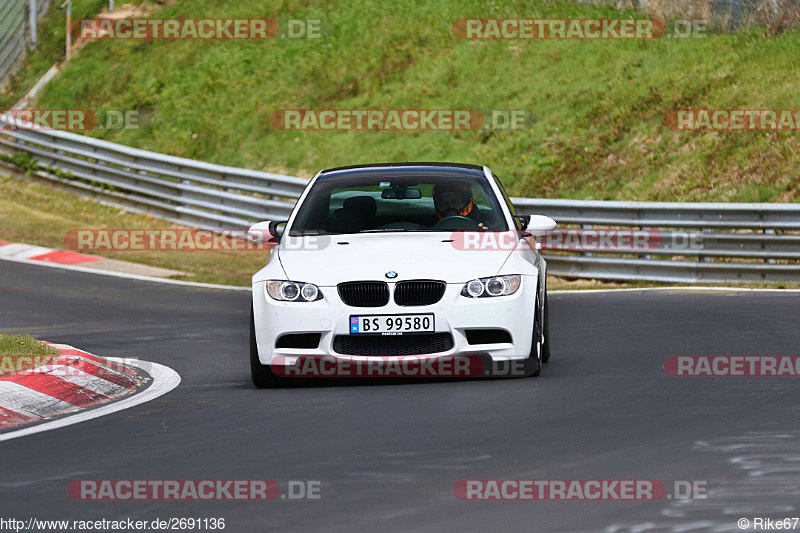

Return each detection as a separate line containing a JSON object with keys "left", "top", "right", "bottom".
{"left": 252, "top": 276, "right": 537, "bottom": 366}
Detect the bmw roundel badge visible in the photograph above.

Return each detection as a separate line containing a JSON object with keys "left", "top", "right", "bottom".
{"left": 385, "top": 271, "right": 398, "bottom": 279}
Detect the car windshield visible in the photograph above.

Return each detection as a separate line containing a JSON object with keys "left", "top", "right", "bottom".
{"left": 289, "top": 170, "right": 509, "bottom": 235}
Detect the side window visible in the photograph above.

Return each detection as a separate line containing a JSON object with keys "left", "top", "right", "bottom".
{"left": 493, "top": 174, "right": 521, "bottom": 230}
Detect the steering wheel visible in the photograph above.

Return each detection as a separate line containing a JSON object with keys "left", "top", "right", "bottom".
{"left": 432, "top": 215, "right": 481, "bottom": 230}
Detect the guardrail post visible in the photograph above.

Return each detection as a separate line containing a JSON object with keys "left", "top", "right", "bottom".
{"left": 582, "top": 224, "right": 592, "bottom": 257}
{"left": 28, "top": 0, "right": 38, "bottom": 46}
{"left": 765, "top": 229, "right": 776, "bottom": 264}
{"left": 641, "top": 226, "right": 652, "bottom": 260}
{"left": 60, "top": 0, "right": 72, "bottom": 61}
{"left": 700, "top": 228, "right": 713, "bottom": 262}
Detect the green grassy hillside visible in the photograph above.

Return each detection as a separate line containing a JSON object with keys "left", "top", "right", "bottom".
{"left": 5, "top": 0, "right": 800, "bottom": 202}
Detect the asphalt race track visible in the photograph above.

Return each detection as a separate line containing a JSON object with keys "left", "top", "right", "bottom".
{"left": 1, "top": 260, "right": 799, "bottom": 532}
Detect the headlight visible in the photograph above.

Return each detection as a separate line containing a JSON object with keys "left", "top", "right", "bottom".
{"left": 300, "top": 283, "right": 319, "bottom": 302}
{"left": 461, "top": 275, "right": 521, "bottom": 298}
{"left": 466, "top": 279, "right": 484, "bottom": 298}
{"left": 266, "top": 280, "right": 323, "bottom": 302}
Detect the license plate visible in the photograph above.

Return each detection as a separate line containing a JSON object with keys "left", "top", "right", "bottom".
{"left": 350, "top": 314, "right": 434, "bottom": 335}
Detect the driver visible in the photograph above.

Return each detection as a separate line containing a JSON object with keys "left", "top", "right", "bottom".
{"left": 433, "top": 183, "right": 487, "bottom": 228}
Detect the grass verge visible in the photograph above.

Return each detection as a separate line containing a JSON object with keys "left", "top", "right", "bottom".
{"left": 0, "top": 332, "right": 60, "bottom": 377}
{"left": 0, "top": 174, "right": 269, "bottom": 286}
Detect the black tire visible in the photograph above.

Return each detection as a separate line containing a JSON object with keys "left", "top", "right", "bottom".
{"left": 250, "top": 305, "right": 293, "bottom": 388}
{"left": 524, "top": 295, "right": 543, "bottom": 378}
{"left": 542, "top": 290, "right": 551, "bottom": 364}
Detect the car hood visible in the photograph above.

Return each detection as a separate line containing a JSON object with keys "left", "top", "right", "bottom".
{"left": 277, "top": 232, "right": 517, "bottom": 286}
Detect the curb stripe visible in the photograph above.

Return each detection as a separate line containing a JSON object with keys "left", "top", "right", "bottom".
{"left": 52, "top": 348, "right": 138, "bottom": 377}
{"left": 52, "top": 356, "right": 138, "bottom": 389}
{"left": 0, "top": 240, "right": 183, "bottom": 278}
{"left": 0, "top": 381, "right": 75, "bottom": 417}
{"left": 0, "top": 243, "right": 54, "bottom": 259}
{"left": 37, "top": 364, "right": 129, "bottom": 398}
{"left": 28, "top": 250, "right": 103, "bottom": 265}
{"left": 0, "top": 358, "right": 179, "bottom": 442}
{"left": 0, "top": 406, "right": 37, "bottom": 425}
{"left": 0, "top": 343, "right": 158, "bottom": 436}
{"left": 0, "top": 372, "right": 109, "bottom": 406}
{"left": 0, "top": 242, "right": 101, "bottom": 265}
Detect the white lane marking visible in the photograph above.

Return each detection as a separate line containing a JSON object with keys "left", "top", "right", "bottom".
{"left": 35, "top": 364, "right": 129, "bottom": 397}
{"left": 0, "top": 359, "right": 181, "bottom": 442}
{"left": 0, "top": 381, "right": 76, "bottom": 417}
{"left": 0, "top": 254, "right": 249, "bottom": 291}
{"left": 0, "top": 243, "right": 54, "bottom": 259}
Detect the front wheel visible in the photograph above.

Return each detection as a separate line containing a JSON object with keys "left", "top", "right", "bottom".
{"left": 542, "top": 290, "right": 551, "bottom": 364}
{"left": 250, "top": 305, "right": 293, "bottom": 388}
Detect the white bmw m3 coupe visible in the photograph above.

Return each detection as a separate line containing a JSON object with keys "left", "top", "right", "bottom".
{"left": 248, "top": 162, "right": 557, "bottom": 387}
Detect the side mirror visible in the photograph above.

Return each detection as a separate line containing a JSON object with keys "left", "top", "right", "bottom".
{"left": 527, "top": 215, "right": 557, "bottom": 232}
{"left": 248, "top": 220, "right": 286, "bottom": 243}
{"left": 518, "top": 215, "right": 557, "bottom": 240}
{"left": 514, "top": 215, "right": 530, "bottom": 230}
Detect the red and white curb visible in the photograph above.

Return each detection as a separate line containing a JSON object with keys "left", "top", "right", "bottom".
{"left": 0, "top": 343, "right": 180, "bottom": 441}
{"left": 0, "top": 240, "right": 185, "bottom": 278}
{"left": 0, "top": 240, "right": 103, "bottom": 266}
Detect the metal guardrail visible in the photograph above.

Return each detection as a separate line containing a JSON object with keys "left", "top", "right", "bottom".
{"left": 0, "top": 113, "right": 308, "bottom": 229}
{"left": 513, "top": 199, "right": 800, "bottom": 283}
{"left": 1, "top": 113, "right": 799, "bottom": 283}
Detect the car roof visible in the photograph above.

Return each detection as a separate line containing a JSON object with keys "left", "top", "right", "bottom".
{"left": 317, "top": 162, "right": 486, "bottom": 179}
